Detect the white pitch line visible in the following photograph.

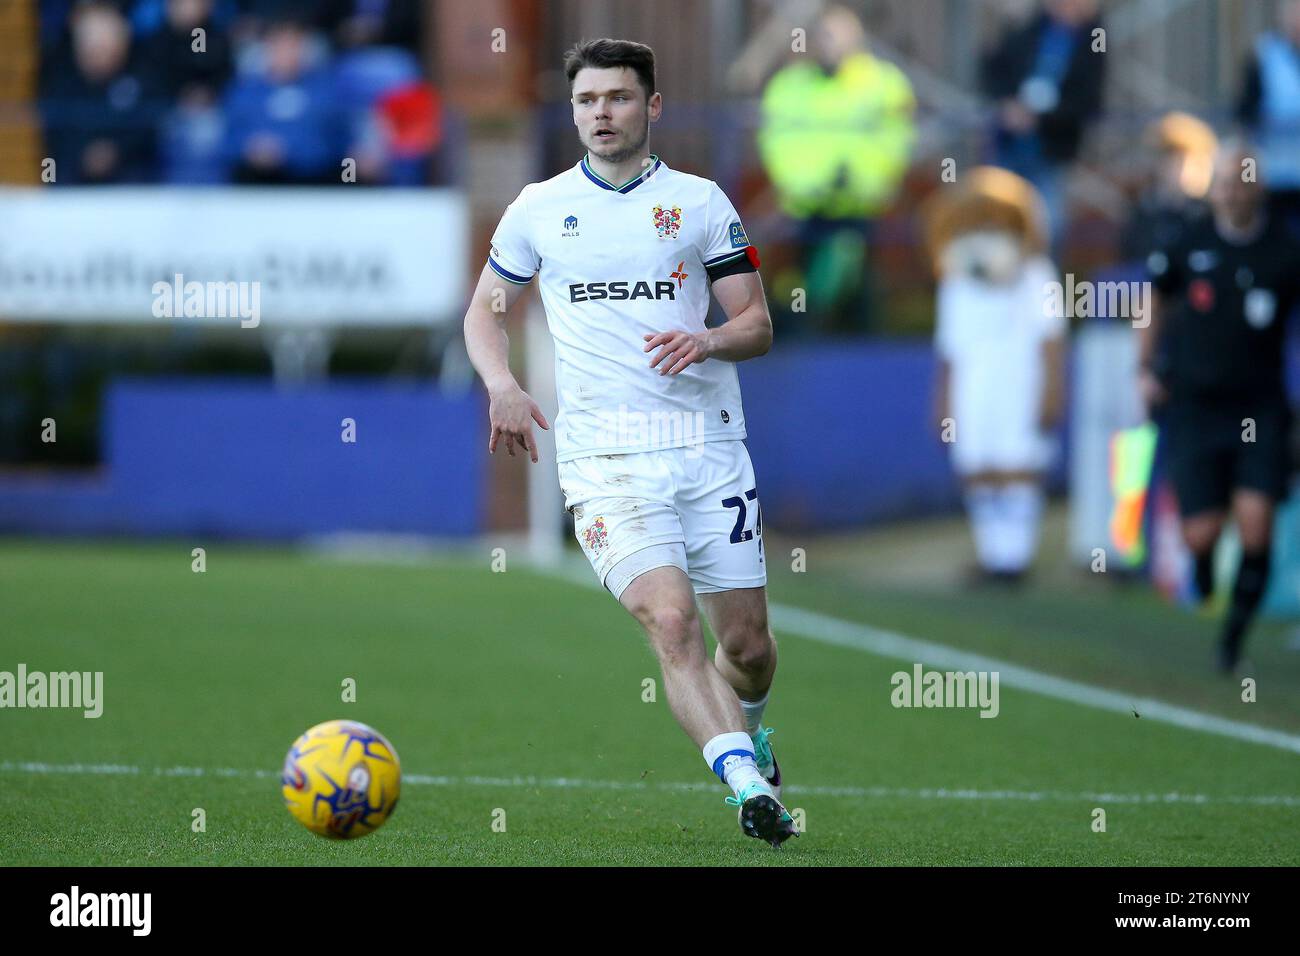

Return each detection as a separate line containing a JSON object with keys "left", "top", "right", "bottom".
{"left": 530, "top": 559, "right": 1300, "bottom": 755}
{"left": 315, "top": 549, "right": 1300, "bottom": 756}
{"left": 1, "top": 761, "right": 1296, "bottom": 807}
{"left": 768, "top": 603, "right": 1300, "bottom": 756}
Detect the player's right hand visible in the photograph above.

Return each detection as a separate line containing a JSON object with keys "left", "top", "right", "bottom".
{"left": 488, "top": 384, "right": 550, "bottom": 463}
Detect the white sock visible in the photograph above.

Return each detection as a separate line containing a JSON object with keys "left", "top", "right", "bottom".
{"left": 702, "top": 731, "right": 767, "bottom": 796}
{"left": 724, "top": 760, "right": 768, "bottom": 796}
{"left": 965, "top": 485, "right": 1000, "bottom": 571}
{"left": 739, "top": 690, "right": 769, "bottom": 736}
{"left": 995, "top": 482, "right": 1043, "bottom": 572}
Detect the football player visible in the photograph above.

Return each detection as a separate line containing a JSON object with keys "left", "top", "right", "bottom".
{"left": 462, "top": 39, "right": 793, "bottom": 846}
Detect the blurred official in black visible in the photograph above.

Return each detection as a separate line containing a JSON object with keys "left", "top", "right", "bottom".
{"left": 1141, "top": 140, "right": 1300, "bottom": 672}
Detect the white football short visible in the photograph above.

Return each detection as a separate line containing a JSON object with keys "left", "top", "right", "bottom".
{"left": 558, "top": 440, "right": 767, "bottom": 602}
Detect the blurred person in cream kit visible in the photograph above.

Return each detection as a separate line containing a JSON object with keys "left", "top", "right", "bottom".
{"left": 927, "top": 168, "right": 1066, "bottom": 583}
{"left": 1142, "top": 141, "right": 1300, "bottom": 673}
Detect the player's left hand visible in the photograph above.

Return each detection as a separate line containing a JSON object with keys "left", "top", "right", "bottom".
{"left": 644, "top": 330, "right": 712, "bottom": 376}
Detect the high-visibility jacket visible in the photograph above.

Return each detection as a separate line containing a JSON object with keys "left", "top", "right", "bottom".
{"left": 758, "top": 52, "right": 915, "bottom": 219}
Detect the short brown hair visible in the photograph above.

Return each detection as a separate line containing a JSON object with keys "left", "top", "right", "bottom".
{"left": 563, "top": 38, "right": 656, "bottom": 100}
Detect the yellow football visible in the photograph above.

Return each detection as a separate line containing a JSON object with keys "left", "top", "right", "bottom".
{"left": 281, "top": 720, "right": 401, "bottom": 838}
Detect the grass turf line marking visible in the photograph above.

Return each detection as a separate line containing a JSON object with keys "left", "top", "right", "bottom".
{"left": 768, "top": 603, "right": 1300, "bottom": 756}
{"left": 523, "top": 559, "right": 1300, "bottom": 756}
{"left": 1, "top": 761, "right": 1296, "bottom": 806}
{"left": 308, "top": 549, "right": 1300, "bottom": 756}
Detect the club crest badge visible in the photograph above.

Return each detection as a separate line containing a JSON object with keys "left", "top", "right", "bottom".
{"left": 653, "top": 204, "right": 683, "bottom": 239}
{"left": 583, "top": 517, "right": 608, "bottom": 553}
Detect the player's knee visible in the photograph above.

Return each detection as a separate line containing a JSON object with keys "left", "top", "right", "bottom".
{"left": 719, "top": 619, "right": 775, "bottom": 673}
{"left": 730, "top": 636, "right": 774, "bottom": 676}
{"left": 642, "top": 605, "right": 702, "bottom": 663}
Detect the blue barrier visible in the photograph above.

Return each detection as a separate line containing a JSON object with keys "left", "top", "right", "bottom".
{"left": 0, "top": 346, "right": 1074, "bottom": 538}
{"left": 0, "top": 379, "right": 486, "bottom": 539}
{"left": 739, "top": 340, "right": 1072, "bottom": 530}
{"left": 743, "top": 338, "right": 1066, "bottom": 530}
{"left": 743, "top": 341, "right": 956, "bottom": 528}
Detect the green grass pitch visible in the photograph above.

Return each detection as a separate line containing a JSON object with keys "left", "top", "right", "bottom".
{"left": 1, "top": 537, "right": 1297, "bottom": 866}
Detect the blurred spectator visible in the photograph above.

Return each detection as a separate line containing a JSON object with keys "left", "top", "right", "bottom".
{"left": 41, "top": 1, "right": 161, "bottom": 184}
{"left": 927, "top": 168, "right": 1065, "bottom": 583}
{"left": 38, "top": 0, "right": 439, "bottom": 187}
{"left": 1236, "top": 0, "right": 1300, "bottom": 234}
{"left": 318, "top": 0, "right": 421, "bottom": 54}
{"left": 981, "top": 0, "right": 1105, "bottom": 246}
{"left": 149, "top": 0, "right": 236, "bottom": 183}
{"left": 326, "top": 1, "right": 440, "bottom": 186}
{"left": 222, "top": 16, "right": 343, "bottom": 184}
{"left": 757, "top": 4, "right": 914, "bottom": 336}
{"left": 146, "top": 0, "right": 234, "bottom": 99}
{"left": 334, "top": 55, "right": 442, "bottom": 185}
{"left": 1119, "top": 112, "right": 1216, "bottom": 265}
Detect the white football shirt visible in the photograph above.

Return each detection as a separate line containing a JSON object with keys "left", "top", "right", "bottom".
{"left": 488, "top": 154, "right": 759, "bottom": 463}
